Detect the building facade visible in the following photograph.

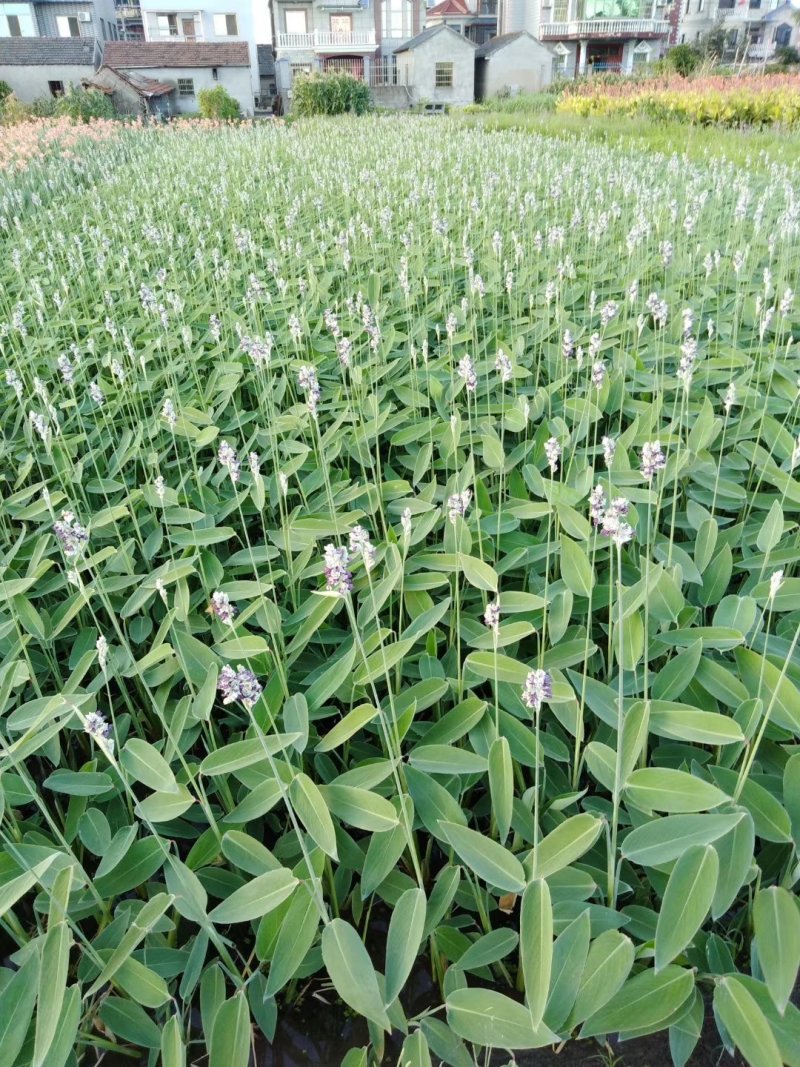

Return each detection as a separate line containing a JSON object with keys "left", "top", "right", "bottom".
{"left": 138, "top": 1, "right": 258, "bottom": 91}
{"left": 425, "top": 0, "right": 499, "bottom": 46}
{"left": 499, "top": 0, "right": 671, "bottom": 74}
{"left": 271, "top": 0, "right": 427, "bottom": 103}
{"left": 0, "top": 32, "right": 101, "bottom": 95}
{"left": 673, "top": 0, "right": 797, "bottom": 60}
{"left": 394, "top": 22, "right": 476, "bottom": 103}
{"left": 0, "top": 0, "right": 120, "bottom": 41}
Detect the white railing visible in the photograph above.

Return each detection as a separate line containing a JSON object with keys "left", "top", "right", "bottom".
{"left": 277, "top": 30, "right": 377, "bottom": 50}
{"left": 540, "top": 19, "right": 671, "bottom": 36}
{"left": 748, "top": 42, "right": 775, "bottom": 59}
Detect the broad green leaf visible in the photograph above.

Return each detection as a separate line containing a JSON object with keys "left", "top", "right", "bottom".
{"left": 531, "top": 815, "right": 603, "bottom": 880}
{"left": 319, "top": 784, "right": 399, "bottom": 832}
{"left": 624, "top": 769, "right": 727, "bottom": 813}
{"left": 321, "top": 919, "right": 391, "bottom": 1031}
{"left": 0, "top": 951, "right": 40, "bottom": 1067}
{"left": 735, "top": 648, "right": 800, "bottom": 733}
{"left": 385, "top": 887, "right": 427, "bottom": 1004}
{"left": 712, "top": 812, "right": 756, "bottom": 919}
{"left": 581, "top": 966, "right": 694, "bottom": 1038}
{"left": 161, "top": 1015, "right": 186, "bottom": 1067}
{"left": 714, "top": 977, "right": 782, "bottom": 1067}
{"left": 488, "top": 737, "right": 513, "bottom": 844}
{"left": 460, "top": 555, "right": 499, "bottom": 592}
{"left": 408, "top": 744, "right": 487, "bottom": 776}
{"left": 289, "top": 773, "right": 338, "bottom": 859}
{"left": 0, "top": 855, "right": 57, "bottom": 918}
{"left": 520, "top": 879, "right": 552, "bottom": 1028}
{"left": 560, "top": 536, "right": 594, "bottom": 598}
{"left": 208, "top": 868, "right": 297, "bottom": 924}
{"left": 544, "top": 908, "right": 591, "bottom": 1032}
{"left": 621, "top": 814, "right": 744, "bottom": 867}
{"left": 33, "top": 921, "right": 70, "bottom": 1066}
{"left": 567, "top": 930, "right": 634, "bottom": 1026}
{"left": 446, "top": 989, "right": 559, "bottom": 1049}
{"left": 655, "top": 845, "right": 718, "bottom": 972}
{"left": 121, "top": 738, "right": 178, "bottom": 793}
{"left": 753, "top": 887, "right": 800, "bottom": 1015}
{"left": 315, "top": 703, "right": 379, "bottom": 752}
{"left": 208, "top": 993, "right": 250, "bottom": 1067}
{"left": 439, "top": 821, "right": 526, "bottom": 893}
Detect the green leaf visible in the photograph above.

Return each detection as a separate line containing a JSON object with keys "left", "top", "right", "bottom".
{"left": 544, "top": 908, "right": 591, "bottom": 1031}
{"left": 655, "top": 845, "right": 718, "bottom": 972}
{"left": 439, "top": 821, "right": 526, "bottom": 893}
{"left": 581, "top": 966, "right": 694, "bottom": 1038}
{"left": 315, "top": 703, "right": 379, "bottom": 752}
{"left": 136, "top": 785, "right": 195, "bottom": 823}
{"left": 567, "top": 930, "right": 634, "bottom": 1026}
{"left": 756, "top": 500, "right": 783, "bottom": 554}
{"left": 712, "top": 812, "right": 756, "bottom": 919}
{"left": 753, "top": 887, "right": 800, "bottom": 1015}
{"left": 161, "top": 1015, "right": 186, "bottom": 1067}
{"left": 621, "top": 814, "right": 744, "bottom": 867}
{"left": 488, "top": 737, "right": 513, "bottom": 845}
{"left": 735, "top": 648, "right": 800, "bottom": 733}
{"left": 408, "top": 744, "right": 487, "bottom": 775}
{"left": 121, "top": 738, "right": 178, "bottom": 793}
{"left": 289, "top": 773, "right": 338, "bottom": 859}
{"left": 560, "top": 536, "right": 594, "bottom": 598}
{"left": 265, "top": 887, "right": 320, "bottom": 997}
{"left": 321, "top": 919, "right": 391, "bottom": 1031}
{"left": 208, "top": 868, "right": 297, "bottom": 924}
{"left": 532, "top": 814, "right": 603, "bottom": 880}
{"left": 209, "top": 993, "right": 250, "bottom": 1067}
{"left": 459, "top": 555, "right": 499, "bottom": 592}
{"left": 319, "top": 784, "right": 399, "bottom": 833}
{"left": 98, "top": 998, "right": 162, "bottom": 1049}
{"left": 113, "top": 957, "right": 170, "bottom": 1008}
{"left": 385, "top": 887, "right": 427, "bottom": 1004}
{"left": 624, "top": 769, "right": 728, "bottom": 813}
{"left": 0, "top": 951, "right": 40, "bottom": 1067}
{"left": 34, "top": 920, "right": 70, "bottom": 1066}
{"left": 446, "top": 989, "right": 559, "bottom": 1049}
{"left": 520, "top": 879, "right": 552, "bottom": 1028}
{"left": 714, "top": 977, "right": 782, "bottom": 1067}
{"left": 0, "top": 855, "right": 57, "bottom": 918}
{"left": 200, "top": 735, "right": 297, "bottom": 775}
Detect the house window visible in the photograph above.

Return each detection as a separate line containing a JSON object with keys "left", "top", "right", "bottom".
{"left": 749, "top": 0, "right": 761, "bottom": 7}
{"left": 212, "top": 66, "right": 218, "bottom": 80}
{"left": 48, "top": 80, "right": 65, "bottom": 96}
{"left": 552, "top": 0, "right": 569, "bottom": 18}
{"left": 330, "top": 13, "right": 351, "bottom": 34}
{"left": 697, "top": 0, "right": 704, "bottom": 10}
{"left": 100, "top": 17, "right": 106, "bottom": 38}
{"left": 7, "top": 14, "right": 21, "bottom": 34}
{"left": 435, "top": 62, "right": 453, "bottom": 88}
{"left": 57, "top": 15, "right": 81, "bottom": 37}
{"left": 285, "top": 9, "right": 308, "bottom": 34}
{"left": 213, "top": 13, "right": 238, "bottom": 35}
{"left": 775, "top": 23, "right": 792, "bottom": 46}
{"left": 290, "top": 62, "right": 312, "bottom": 79}
{"left": 177, "top": 78, "right": 195, "bottom": 96}
{"left": 157, "top": 13, "right": 179, "bottom": 36}
{"left": 381, "top": 0, "right": 411, "bottom": 38}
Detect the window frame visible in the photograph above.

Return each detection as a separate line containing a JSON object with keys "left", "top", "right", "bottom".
{"left": 7, "top": 13, "right": 21, "bottom": 34}
{"left": 57, "top": 14, "right": 81, "bottom": 37}
{"left": 284, "top": 9, "right": 308, "bottom": 34}
{"left": 213, "top": 12, "right": 238, "bottom": 36}
{"left": 48, "top": 80, "right": 65, "bottom": 96}
{"left": 177, "top": 77, "right": 195, "bottom": 97}
{"left": 434, "top": 61, "right": 454, "bottom": 88}
{"left": 329, "top": 13, "right": 352, "bottom": 34}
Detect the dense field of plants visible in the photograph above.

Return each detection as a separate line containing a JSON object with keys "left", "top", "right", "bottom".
{"left": 1, "top": 117, "right": 799, "bottom": 1066}
{"left": 557, "top": 72, "right": 800, "bottom": 126}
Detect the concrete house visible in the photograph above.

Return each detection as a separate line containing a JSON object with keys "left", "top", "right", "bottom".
{"left": 271, "top": 0, "right": 427, "bottom": 106}
{"left": 672, "top": 0, "right": 795, "bottom": 58}
{"left": 394, "top": 23, "right": 476, "bottom": 106}
{"left": 0, "top": 33, "right": 101, "bottom": 99}
{"left": 138, "top": 2, "right": 259, "bottom": 96}
{"left": 500, "top": 0, "right": 670, "bottom": 75}
{"left": 103, "top": 38, "right": 252, "bottom": 112}
{"left": 0, "top": 0, "right": 120, "bottom": 42}
{"left": 425, "top": 0, "right": 499, "bottom": 46}
{"left": 475, "top": 29, "right": 553, "bottom": 98}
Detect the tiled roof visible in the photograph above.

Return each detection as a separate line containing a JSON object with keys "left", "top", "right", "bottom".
{"left": 0, "top": 36, "right": 99, "bottom": 66}
{"left": 476, "top": 31, "right": 538, "bottom": 57}
{"left": 394, "top": 23, "right": 477, "bottom": 53}
{"left": 103, "top": 41, "right": 250, "bottom": 69}
{"left": 427, "top": 0, "right": 471, "bottom": 15}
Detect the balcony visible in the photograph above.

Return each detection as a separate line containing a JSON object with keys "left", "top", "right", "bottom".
{"left": 540, "top": 18, "right": 671, "bottom": 38}
{"left": 277, "top": 29, "right": 377, "bottom": 51}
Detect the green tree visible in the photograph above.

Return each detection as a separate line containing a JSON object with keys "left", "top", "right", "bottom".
{"left": 198, "top": 84, "right": 241, "bottom": 120}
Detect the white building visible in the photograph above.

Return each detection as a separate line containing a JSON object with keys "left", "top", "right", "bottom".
{"left": 139, "top": 1, "right": 258, "bottom": 93}
{"left": 498, "top": 0, "right": 671, "bottom": 75}
{"left": 0, "top": 0, "right": 120, "bottom": 41}
{"left": 676, "top": 0, "right": 798, "bottom": 60}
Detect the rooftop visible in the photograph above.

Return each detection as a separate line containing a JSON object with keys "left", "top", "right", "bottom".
{"left": 103, "top": 40, "right": 250, "bottom": 68}
{"left": 427, "top": 0, "right": 471, "bottom": 16}
{"left": 0, "top": 36, "right": 100, "bottom": 66}
{"left": 476, "top": 30, "right": 538, "bottom": 57}
{"left": 394, "top": 23, "right": 477, "bottom": 53}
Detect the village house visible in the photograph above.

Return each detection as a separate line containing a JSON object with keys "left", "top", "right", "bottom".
{"left": 424, "top": 0, "right": 499, "bottom": 46}
{"left": 499, "top": 0, "right": 671, "bottom": 75}
{"left": 0, "top": 0, "right": 120, "bottom": 41}
{"left": 102, "top": 38, "right": 252, "bottom": 110}
{"left": 270, "top": 0, "right": 427, "bottom": 105}
{"left": 394, "top": 22, "right": 476, "bottom": 105}
{"left": 676, "top": 0, "right": 799, "bottom": 60}
{"left": 0, "top": 32, "right": 101, "bottom": 97}
{"left": 474, "top": 28, "right": 554, "bottom": 96}
{"left": 138, "top": 1, "right": 258, "bottom": 95}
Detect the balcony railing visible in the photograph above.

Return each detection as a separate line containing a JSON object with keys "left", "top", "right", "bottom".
{"left": 540, "top": 18, "right": 671, "bottom": 37}
{"left": 277, "top": 30, "right": 377, "bottom": 50}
